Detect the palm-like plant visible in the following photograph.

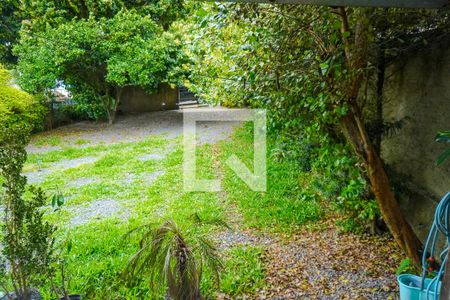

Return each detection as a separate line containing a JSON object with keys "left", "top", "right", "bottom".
{"left": 125, "top": 219, "right": 222, "bottom": 300}
{"left": 436, "top": 130, "right": 450, "bottom": 165}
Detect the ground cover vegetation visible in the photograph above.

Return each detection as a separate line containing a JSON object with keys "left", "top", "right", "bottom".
{"left": 12, "top": 127, "right": 299, "bottom": 298}
{"left": 1, "top": 0, "right": 450, "bottom": 298}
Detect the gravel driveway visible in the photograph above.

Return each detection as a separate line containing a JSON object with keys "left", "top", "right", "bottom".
{"left": 28, "top": 107, "right": 242, "bottom": 154}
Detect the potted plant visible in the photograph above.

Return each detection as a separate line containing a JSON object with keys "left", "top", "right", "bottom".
{"left": 124, "top": 219, "right": 223, "bottom": 300}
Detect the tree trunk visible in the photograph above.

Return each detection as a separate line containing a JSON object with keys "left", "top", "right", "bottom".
{"left": 108, "top": 87, "right": 123, "bottom": 125}
{"left": 337, "top": 7, "right": 422, "bottom": 267}
{"left": 374, "top": 45, "right": 385, "bottom": 154}
{"left": 104, "top": 87, "right": 123, "bottom": 125}
{"left": 340, "top": 106, "right": 422, "bottom": 267}
{"left": 108, "top": 108, "right": 116, "bottom": 126}
{"left": 373, "top": 8, "right": 388, "bottom": 154}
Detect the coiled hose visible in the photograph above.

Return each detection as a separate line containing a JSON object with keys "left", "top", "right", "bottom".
{"left": 421, "top": 192, "right": 450, "bottom": 299}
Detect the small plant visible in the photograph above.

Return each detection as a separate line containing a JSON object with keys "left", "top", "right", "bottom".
{"left": 49, "top": 237, "right": 80, "bottom": 300}
{"left": 34, "top": 136, "right": 62, "bottom": 147}
{"left": 50, "top": 187, "right": 65, "bottom": 212}
{"left": 396, "top": 258, "right": 416, "bottom": 276}
{"left": 0, "top": 123, "right": 56, "bottom": 299}
{"left": 124, "top": 219, "right": 222, "bottom": 300}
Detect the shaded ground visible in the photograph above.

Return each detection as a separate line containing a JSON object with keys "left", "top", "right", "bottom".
{"left": 25, "top": 108, "right": 401, "bottom": 299}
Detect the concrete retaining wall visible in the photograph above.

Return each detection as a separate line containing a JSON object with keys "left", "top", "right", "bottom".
{"left": 381, "top": 37, "right": 450, "bottom": 241}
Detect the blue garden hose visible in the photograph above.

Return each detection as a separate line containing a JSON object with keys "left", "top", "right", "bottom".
{"left": 420, "top": 192, "right": 450, "bottom": 299}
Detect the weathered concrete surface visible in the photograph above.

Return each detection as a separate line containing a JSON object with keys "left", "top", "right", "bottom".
{"left": 381, "top": 37, "right": 450, "bottom": 241}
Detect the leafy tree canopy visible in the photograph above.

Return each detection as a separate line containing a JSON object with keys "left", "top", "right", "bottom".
{"left": 15, "top": 9, "right": 185, "bottom": 123}
{"left": 20, "top": 0, "right": 185, "bottom": 31}
{"left": 0, "top": 0, "right": 21, "bottom": 65}
{"left": 186, "top": 4, "right": 449, "bottom": 140}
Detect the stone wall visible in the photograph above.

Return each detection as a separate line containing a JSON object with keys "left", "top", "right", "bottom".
{"left": 119, "top": 83, "right": 178, "bottom": 113}
{"left": 381, "top": 37, "right": 450, "bottom": 241}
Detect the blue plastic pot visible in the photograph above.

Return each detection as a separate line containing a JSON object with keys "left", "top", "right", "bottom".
{"left": 398, "top": 274, "right": 441, "bottom": 300}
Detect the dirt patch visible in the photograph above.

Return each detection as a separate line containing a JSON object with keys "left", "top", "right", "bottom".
{"left": 215, "top": 229, "right": 274, "bottom": 249}
{"left": 140, "top": 170, "right": 165, "bottom": 184}
{"left": 69, "top": 199, "right": 129, "bottom": 226}
{"left": 66, "top": 177, "right": 99, "bottom": 188}
{"left": 122, "top": 170, "right": 165, "bottom": 185}
{"left": 24, "top": 156, "right": 98, "bottom": 184}
{"left": 27, "top": 108, "right": 242, "bottom": 154}
{"left": 136, "top": 152, "right": 167, "bottom": 161}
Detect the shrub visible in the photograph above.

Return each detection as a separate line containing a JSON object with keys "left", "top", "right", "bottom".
{"left": 0, "top": 65, "right": 56, "bottom": 299}
{"left": 0, "top": 66, "right": 46, "bottom": 131}
{"left": 0, "top": 123, "right": 56, "bottom": 299}
{"left": 272, "top": 133, "right": 380, "bottom": 233}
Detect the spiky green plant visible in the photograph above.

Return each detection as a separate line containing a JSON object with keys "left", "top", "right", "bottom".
{"left": 125, "top": 219, "right": 222, "bottom": 300}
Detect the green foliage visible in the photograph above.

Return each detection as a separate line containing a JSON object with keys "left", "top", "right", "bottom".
{"left": 125, "top": 219, "right": 222, "bottom": 300}
{"left": 220, "top": 247, "right": 265, "bottom": 295}
{"left": 218, "top": 125, "right": 379, "bottom": 233}
{"left": 0, "top": 69, "right": 54, "bottom": 297}
{"left": 0, "top": 66, "right": 46, "bottom": 130}
{"left": 15, "top": 9, "right": 185, "bottom": 123}
{"left": 220, "top": 126, "right": 323, "bottom": 230}
{"left": 20, "top": 0, "right": 185, "bottom": 33}
{"left": 34, "top": 136, "right": 62, "bottom": 147}
{"left": 186, "top": 4, "right": 349, "bottom": 139}
{"left": 183, "top": 4, "right": 450, "bottom": 234}
{"left": 0, "top": 0, "right": 21, "bottom": 65}
{"left": 0, "top": 123, "right": 56, "bottom": 298}
{"left": 307, "top": 144, "right": 380, "bottom": 232}
{"left": 396, "top": 258, "right": 415, "bottom": 276}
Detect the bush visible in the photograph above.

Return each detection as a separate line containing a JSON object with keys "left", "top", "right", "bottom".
{"left": 272, "top": 132, "right": 380, "bottom": 233}
{"left": 0, "top": 66, "right": 46, "bottom": 131}
{"left": 0, "top": 109, "right": 56, "bottom": 298}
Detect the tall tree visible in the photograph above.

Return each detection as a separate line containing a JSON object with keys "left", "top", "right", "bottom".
{"left": 336, "top": 7, "right": 423, "bottom": 266}
{"left": 14, "top": 0, "right": 186, "bottom": 123}
{"left": 186, "top": 4, "right": 450, "bottom": 267}
{"left": 19, "top": 0, "right": 185, "bottom": 30}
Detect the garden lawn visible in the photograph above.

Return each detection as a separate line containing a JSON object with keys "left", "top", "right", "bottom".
{"left": 24, "top": 120, "right": 400, "bottom": 299}
{"left": 25, "top": 125, "right": 279, "bottom": 299}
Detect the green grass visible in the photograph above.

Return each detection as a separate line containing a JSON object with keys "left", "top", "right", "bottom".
{"left": 75, "top": 139, "right": 90, "bottom": 145}
{"left": 33, "top": 135, "right": 62, "bottom": 147}
{"left": 220, "top": 246, "right": 266, "bottom": 295}
{"left": 26, "top": 133, "right": 258, "bottom": 298}
{"left": 23, "top": 125, "right": 323, "bottom": 298}
{"left": 218, "top": 126, "right": 323, "bottom": 231}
